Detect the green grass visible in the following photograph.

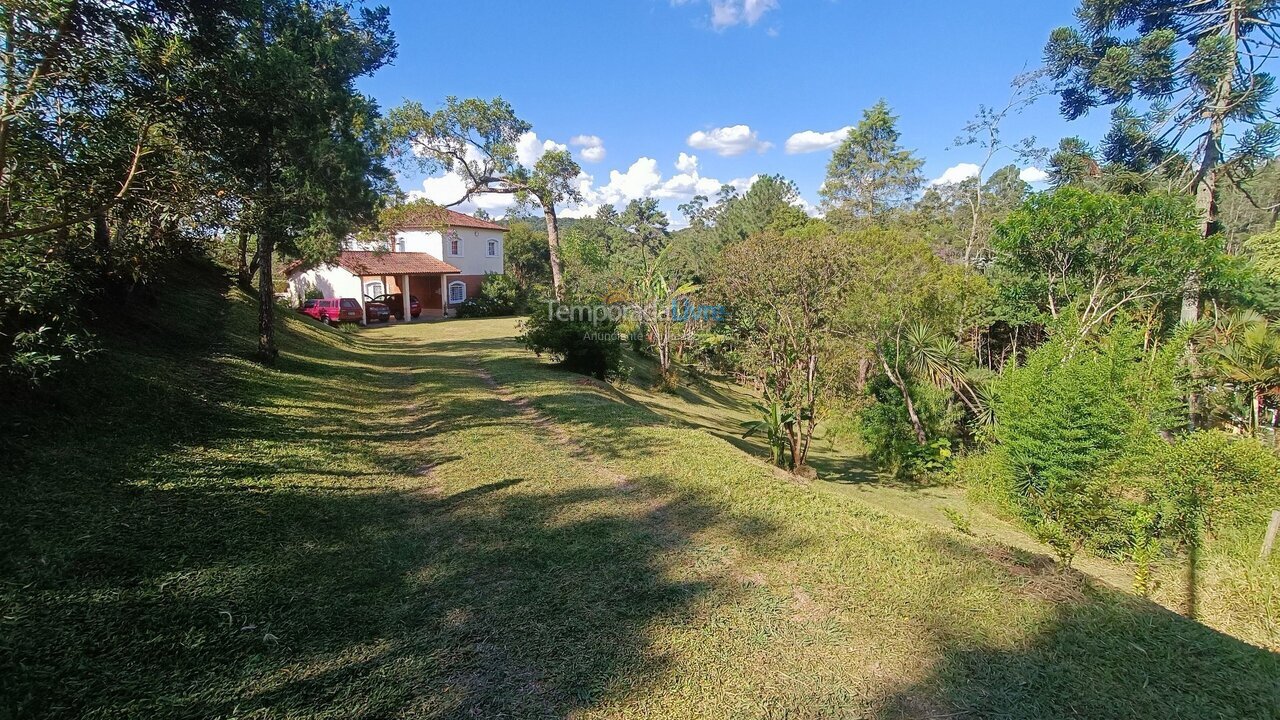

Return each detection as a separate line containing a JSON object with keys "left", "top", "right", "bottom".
{"left": 3, "top": 268, "right": 1279, "bottom": 718}
{"left": 616, "top": 342, "right": 1280, "bottom": 651}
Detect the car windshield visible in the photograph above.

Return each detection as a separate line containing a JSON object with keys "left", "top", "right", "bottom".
{"left": 340, "top": 299, "right": 359, "bottom": 309}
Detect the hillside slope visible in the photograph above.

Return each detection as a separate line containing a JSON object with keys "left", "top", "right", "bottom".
{"left": 2, "top": 268, "right": 1278, "bottom": 718}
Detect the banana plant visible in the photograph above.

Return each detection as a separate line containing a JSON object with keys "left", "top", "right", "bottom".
{"left": 741, "top": 400, "right": 796, "bottom": 469}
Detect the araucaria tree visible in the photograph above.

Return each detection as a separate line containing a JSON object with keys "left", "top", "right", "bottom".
{"left": 1045, "top": 0, "right": 1280, "bottom": 320}
{"left": 820, "top": 100, "right": 925, "bottom": 226}
{"left": 384, "top": 97, "right": 583, "bottom": 300}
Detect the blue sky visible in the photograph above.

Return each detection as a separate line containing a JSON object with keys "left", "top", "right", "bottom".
{"left": 359, "top": 0, "right": 1110, "bottom": 223}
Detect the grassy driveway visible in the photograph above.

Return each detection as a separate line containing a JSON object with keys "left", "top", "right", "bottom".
{"left": 3, "top": 277, "right": 1278, "bottom": 718}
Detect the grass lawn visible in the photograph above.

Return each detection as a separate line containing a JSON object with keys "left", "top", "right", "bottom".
{"left": 615, "top": 332, "right": 1280, "bottom": 652}
{"left": 3, "top": 266, "right": 1279, "bottom": 718}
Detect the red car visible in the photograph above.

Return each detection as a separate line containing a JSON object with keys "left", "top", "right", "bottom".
{"left": 371, "top": 293, "right": 421, "bottom": 320}
{"left": 301, "top": 297, "right": 362, "bottom": 325}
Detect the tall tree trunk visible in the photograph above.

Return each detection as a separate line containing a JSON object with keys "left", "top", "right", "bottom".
{"left": 93, "top": 211, "right": 111, "bottom": 288}
{"left": 1184, "top": 3, "right": 1240, "bottom": 428}
{"left": 880, "top": 353, "right": 927, "bottom": 444}
{"left": 543, "top": 203, "right": 566, "bottom": 301}
{"left": 236, "top": 230, "right": 253, "bottom": 288}
{"left": 257, "top": 234, "right": 277, "bottom": 364}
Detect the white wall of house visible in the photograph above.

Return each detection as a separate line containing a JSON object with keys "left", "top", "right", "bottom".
{"left": 397, "top": 229, "right": 442, "bottom": 256}
{"left": 287, "top": 264, "right": 362, "bottom": 305}
{"left": 395, "top": 227, "right": 503, "bottom": 275}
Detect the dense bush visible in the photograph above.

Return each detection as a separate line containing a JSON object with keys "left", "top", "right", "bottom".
{"left": 519, "top": 302, "right": 622, "bottom": 380}
{"left": 456, "top": 273, "right": 524, "bottom": 318}
{"left": 859, "top": 374, "right": 959, "bottom": 478}
{"left": 0, "top": 241, "right": 95, "bottom": 383}
{"left": 969, "top": 321, "right": 1183, "bottom": 564}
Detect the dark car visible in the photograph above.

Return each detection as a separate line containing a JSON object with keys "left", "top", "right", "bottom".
{"left": 371, "top": 293, "right": 421, "bottom": 320}
{"left": 363, "top": 297, "right": 391, "bottom": 323}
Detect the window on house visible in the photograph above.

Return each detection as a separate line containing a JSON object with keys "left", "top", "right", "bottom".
{"left": 395, "top": 239, "right": 406, "bottom": 252}
{"left": 487, "top": 239, "right": 497, "bottom": 257}
{"left": 364, "top": 281, "right": 384, "bottom": 298}
{"left": 448, "top": 234, "right": 461, "bottom": 256}
{"left": 448, "top": 281, "right": 466, "bottom": 304}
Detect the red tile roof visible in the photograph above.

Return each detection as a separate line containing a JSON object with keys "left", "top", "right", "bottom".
{"left": 389, "top": 205, "right": 509, "bottom": 232}
{"left": 333, "top": 251, "right": 460, "bottom": 276}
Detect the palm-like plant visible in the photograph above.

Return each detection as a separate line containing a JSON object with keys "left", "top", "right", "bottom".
{"left": 900, "top": 322, "right": 984, "bottom": 417}
{"left": 1207, "top": 311, "right": 1280, "bottom": 437}
{"left": 741, "top": 400, "right": 796, "bottom": 469}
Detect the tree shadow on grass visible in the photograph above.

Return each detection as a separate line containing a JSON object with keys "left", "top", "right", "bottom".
{"left": 1, "top": 277, "right": 797, "bottom": 718}
{"left": 875, "top": 535, "right": 1280, "bottom": 719}
{"left": 3, "top": 466, "right": 782, "bottom": 718}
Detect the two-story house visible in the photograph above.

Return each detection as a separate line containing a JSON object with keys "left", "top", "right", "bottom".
{"left": 285, "top": 207, "right": 507, "bottom": 321}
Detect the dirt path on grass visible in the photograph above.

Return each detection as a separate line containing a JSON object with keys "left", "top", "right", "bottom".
{"left": 470, "top": 364, "right": 634, "bottom": 491}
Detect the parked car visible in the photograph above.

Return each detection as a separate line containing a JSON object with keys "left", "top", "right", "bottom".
{"left": 371, "top": 293, "right": 421, "bottom": 320}
{"left": 363, "top": 297, "right": 391, "bottom": 323}
{"left": 299, "top": 298, "right": 319, "bottom": 315}
{"left": 302, "top": 297, "right": 362, "bottom": 325}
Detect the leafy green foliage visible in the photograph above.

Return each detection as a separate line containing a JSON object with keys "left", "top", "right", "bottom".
{"left": 984, "top": 321, "right": 1183, "bottom": 564}
{"left": 820, "top": 101, "right": 925, "bottom": 225}
{"left": 519, "top": 302, "right": 622, "bottom": 380}
{"left": 457, "top": 274, "right": 525, "bottom": 318}
{"left": 740, "top": 400, "right": 797, "bottom": 470}
{"left": 992, "top": 187, "right": 1216, "bottom": 331}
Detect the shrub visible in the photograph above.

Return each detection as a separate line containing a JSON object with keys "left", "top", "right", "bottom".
{"left": 858, "top": 374, "right": 958, "bottom": 478}
{"left": 982, "top": 321, "right": 1182, "bottom": 565}
{"left": 0, "top": 239, "right": 95, "bottom": 385}
{"left": 519, "top": 301, "right": 622, "bottom": 380}
{"left": 456, "top": 273, "right": 524, "bottom": 318}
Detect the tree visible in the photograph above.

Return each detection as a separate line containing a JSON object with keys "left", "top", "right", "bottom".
{"left": 1204, "top": 310, "right": 1280, "bottom": 436}
{"left": 714, "top": 174, "right": 808, "bottom": 243}
{"left": 201, "top": 0, "right": 395, "bottom": 362}
{"left": 619, "top": 198, "right": 670, "bottom": 259}
{"left": 1048, "top": 137, "right": 1102, "bottom": 188}
{"left": 0, "top": 0, "right": 239, "bottom": 381}
{"left": 716, "top": 231, "right": 854, "bottom": 471}
{"left": 1045, "top": 0, "right": 1280, "bottom": 321}
{"left": 384, "top": 97, "right": 582, "bottom": 300}
{"left": 992, "top": 187, "right": 1217, "bottom": 335}
{"left": 628, "top": 249, "right": 698, "bottom": 383}
{"left": 950, "top": 73, "right": 1044, "bottom": 265}
{"left": 503, "top": 221, "right": 552, "bottom": 292}
{"left": 987, "top": 322, "right": 1183, "bottom": 565}
{"left": 909, "top": 164, "right": 1029, "bottom": 266}
{"left": 832, "top": 228, "right": 981, "bottom": 445}
{"left": 820, "top": 101, "right": 925, "bottom": 225}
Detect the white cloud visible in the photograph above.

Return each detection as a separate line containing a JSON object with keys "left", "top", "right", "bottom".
{"left": 784, "top": 126, "right": 852, "bottom": 155}
{"left": 675, "top": 152, "right": 699, "bottom": 174}
{"left": 598, "top": 157, "right": 664, "bottom": 205}
{"left": 930, "top": 162, "right": 981, "bottom": 186}
{"left": 515, "top": 131, "right": 566, "bottom": 167}
{"left": 410, "top": 172, "right": 516, "bottom": 215}
{"left": 1019, "top": 166, "right": 1049, "bottom": 184}
{"left": 709, "top": 0, "right": 779, "bottom": 29}
{"left": 413, "top": 147, "right": 766, "bottom": 222}
{"left": 653, "top": 153, "right": 723, "bottom": 200}
{"left": 570, "top": 134, "right": 606, "bottom": 163}
{"left": 687, "top": 124, "right": 772, "bottom": 157}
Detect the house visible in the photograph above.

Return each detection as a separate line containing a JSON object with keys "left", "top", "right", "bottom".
{"left": 285, "top": 207, "right": 508, "bottom": 321}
